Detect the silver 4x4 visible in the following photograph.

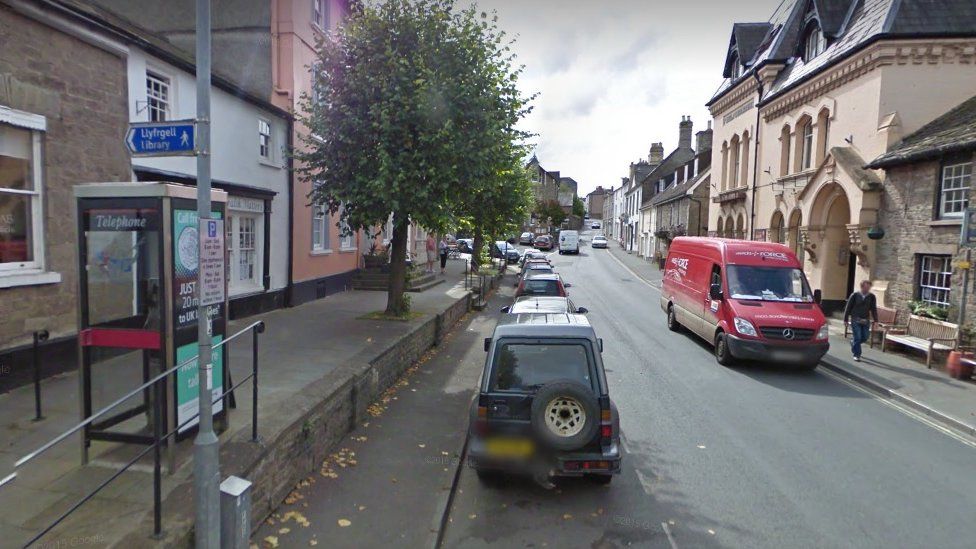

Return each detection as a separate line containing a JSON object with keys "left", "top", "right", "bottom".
{"left": 468, "top": 313, "right": 621, "bottom": 486}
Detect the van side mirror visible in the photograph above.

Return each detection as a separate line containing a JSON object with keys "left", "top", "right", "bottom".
{"left": 813, "top": 289, "right": 823, "bottom": 305}
{"left": 484, "top": 337, "right": 491, "bottom": 352}
{"left": 576, "top": 307, "right": 588, "bottom": 314}
{"left": 500, "top": 306, "right": 510, "bottom": 313}
{"left": 598, "top": 338, "right": 604, "bottom": 353}
{"left": 564, "top": 282, "right": 573, "bottom": 288}
{"left": 709, "top": 283, "right": 723, "bottom": 301}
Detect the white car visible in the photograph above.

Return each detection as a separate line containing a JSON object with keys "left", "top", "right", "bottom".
{"left": 591, "top": 235, "right": 608, "bottom": 248}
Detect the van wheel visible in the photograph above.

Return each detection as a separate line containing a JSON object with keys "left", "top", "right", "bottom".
{"left": 667, "top": 305, "right": 681, "bottom": 332}
{"left": 715, "top": 332, "right": 735, "bottom": 366}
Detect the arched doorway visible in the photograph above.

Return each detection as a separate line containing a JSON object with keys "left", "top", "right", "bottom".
{"left": 787, "top": 209, "right": 803, "bottom": 262}
{"left": 809, "top": 183, "right": 853, "bottom": 309}
{"left": 723, "top": 217, "right": 734, "bottom": 238}
{"left": 770, "top": 211, "right": 785, "bottom": 244}
{"left": 735, "top": 213, "right": 745, "bottom": 240}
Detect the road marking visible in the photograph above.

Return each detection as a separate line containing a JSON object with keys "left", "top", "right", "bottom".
{"left": 634, "top": 468, "right": 655, "bottom": 495}
{"left": 819, "top": 368, "right": 976, "bottom": 449}
{"left": 661, "top": 521, "right": 679, "bottom": 549}
{"left": 605, "top": 249, "right": 661, "bottom": 291}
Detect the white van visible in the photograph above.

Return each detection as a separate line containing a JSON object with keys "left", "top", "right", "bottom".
{"left": 558, "top": 230, "right": 580, "bottom": 255}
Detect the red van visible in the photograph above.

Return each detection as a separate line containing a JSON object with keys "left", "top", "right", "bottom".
{"left": 660, "top": 237, "right": 829, "bottom": 369}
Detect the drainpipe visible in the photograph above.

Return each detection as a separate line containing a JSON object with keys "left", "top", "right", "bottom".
{"left": 285, "top": 117, "right": 295, "bottom": 307}
{"left": 688, "top": 196, "right": 703, "bottom": 236}
{"left": 749, "top": 70, "right": 764, "bottom": 240}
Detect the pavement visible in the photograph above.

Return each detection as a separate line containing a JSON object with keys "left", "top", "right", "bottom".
{"left": 0, "top": 259, "right": 474, "bottom": 548}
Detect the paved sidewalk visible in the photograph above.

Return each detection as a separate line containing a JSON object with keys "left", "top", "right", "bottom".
{"left": 0, "top": 259, "right": 473, "bottom": 548}
{"left": 822, "top": 320, "right": 976, "bottom": 437}
{"left": 602, "top": 241, "right": 662, "bottom": 287}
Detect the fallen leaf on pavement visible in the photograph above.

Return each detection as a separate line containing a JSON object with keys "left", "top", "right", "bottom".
{"left": 281, "top": 511, "right": 310, "bottom": 528}
{"left": 278, "top": 528, "right": 290, "bottom": 535}
{"left": 418, "top": 443, "right": 426, "bottom": 448}
{"left": 468, "top": 514, "right": 477, "bottom": 519}
{"left": 697, "top": 445, "right": 706, "bottom": 449}
{"left": 563, "top": 514, "right": 572, "bottom": 520}
{"left": 358, "top": 505, "right": 366, "bottom": 511}
{"left": 309, "top": 541, "right": 318, "bottom": 546}
{"left": 708, "top": 529, "right": 716, "bottom": 535}
{"left": 263, "top": 536, "right": 279, "bottom": 548}
{"left": 338, "top": 519, "right": 351, "bottom": 527}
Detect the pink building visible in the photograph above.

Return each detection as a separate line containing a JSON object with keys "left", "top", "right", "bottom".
{"left": 273, "top": 0, "right": 365, "bottom": 305}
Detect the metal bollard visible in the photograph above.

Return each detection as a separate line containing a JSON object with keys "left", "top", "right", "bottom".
{"left": 32, "top": 330, "right": 49, "bottom": 421}
{"left": 219, "top": 476, "right": 252, "bottom": 549}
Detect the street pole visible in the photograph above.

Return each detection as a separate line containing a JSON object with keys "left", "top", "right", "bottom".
{"left": 194, "top": 0, "right": 220, "bottom": 547}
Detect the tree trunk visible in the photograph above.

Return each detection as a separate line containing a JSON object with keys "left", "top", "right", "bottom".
{"left": 472, "top": 229, "right": 484, "bottom": 273}
{"left": 385, "top": 214, "right": 409, "bottom": 316}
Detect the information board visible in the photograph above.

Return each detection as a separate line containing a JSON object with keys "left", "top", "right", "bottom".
{"left": 199, "top": 218, "right": 225, "bottom": 306}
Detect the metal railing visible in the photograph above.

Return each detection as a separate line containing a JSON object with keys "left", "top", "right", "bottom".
{"left": 0, "top": 320, "right": 265, "bottom": 547}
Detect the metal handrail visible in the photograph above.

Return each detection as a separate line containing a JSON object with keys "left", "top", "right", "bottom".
{"left": 11, "top": 320, "right": 264, "bottom": 469}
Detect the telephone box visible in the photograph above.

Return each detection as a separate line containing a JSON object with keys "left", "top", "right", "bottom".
{"left": 74, "top": 182, "right": 228, "bottom": 466}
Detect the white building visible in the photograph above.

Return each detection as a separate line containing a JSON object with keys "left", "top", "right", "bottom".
{"left": 122, "top": 38, "right": 291, "bottom": 318}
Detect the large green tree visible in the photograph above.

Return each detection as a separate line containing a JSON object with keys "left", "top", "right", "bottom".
{"left": 296, "top": 0, "right": 531, "bottom": 315}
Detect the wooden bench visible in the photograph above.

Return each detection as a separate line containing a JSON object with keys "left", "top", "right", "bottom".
{"left": 882, "top": 314, "right": 959, "bottom": 368}
{"left": 845, "top": 306, "right": 898, "bottom": 348}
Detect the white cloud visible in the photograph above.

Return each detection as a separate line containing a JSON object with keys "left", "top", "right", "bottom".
{"left": 477, "top": 0, "right": 780, "bottom": 195}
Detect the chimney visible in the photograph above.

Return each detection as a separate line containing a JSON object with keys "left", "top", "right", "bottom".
{"left": 696, "top": 121, "right": 713, "bottom": 154}
{"left": 648, "top": 142, "right": 664, "bottom": 165}
{"left": 679, "top": 116, "right": 693, "bottom": 149}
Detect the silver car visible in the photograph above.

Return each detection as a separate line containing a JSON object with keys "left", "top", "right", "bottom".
{"left": 591, "top": 235, "right": 608, "bottom": 248}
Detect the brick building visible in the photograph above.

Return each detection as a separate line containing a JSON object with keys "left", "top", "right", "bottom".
{"left": 0, "top": 0, "right": 132, "bottom": 384}
{"left": 867, "top": 95, "right": 976, "bottom": 320}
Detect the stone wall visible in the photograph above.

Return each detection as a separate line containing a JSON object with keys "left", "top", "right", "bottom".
{"left": 873, "top": 156, "right": 976, "bottom": 320}
{"left": 123, "top": 293, "right": 472, "bottom": 547}
{"left": 0, "top": 6, "right": 132, "bottom": 352}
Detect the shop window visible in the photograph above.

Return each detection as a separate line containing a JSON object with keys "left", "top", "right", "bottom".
{"left": 146, "top": 71, "right": 171, "bottom": 122}
{"left": 0, "top": 119, "right": 45, "bottom": 274}
{"left": 939, "top": 161, "right": 972, "bottom": 218}
{"left": 917, "top": 255, "right": 951, "bottom": 307}
{"left": 227, "top": 213, "right": 262, "bottom": 292}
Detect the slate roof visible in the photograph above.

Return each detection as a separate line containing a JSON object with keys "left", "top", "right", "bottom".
{"left": 708, "top": 0, "right": 976, "bottom": 106}
{"left": 650, "top": 167, "right": 711, "bottom": 207}
{"left": 723, "top": 23, "right": 774, "bottom": 78}
{"left": 639, "top": 147, "right": 696, "bottom": 206}
{"left": 867, "top": 95, "right": 976, "bottom": 169}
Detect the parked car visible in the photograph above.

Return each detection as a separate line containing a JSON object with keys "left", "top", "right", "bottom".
{"left": 520, "top": 250, "right": 549, "bottom": 266}
{"left": 515, "top": 263, "right": 555, "bottom": 287}
{"left": 469, "top": 313, "right": 620, "bottom": 484}
{"left": 492, "top": 241, "right": 521, "bottom": 263}
{"left": 534, "top": 235, "right": 553, "bottom": 251}
{"left": 457, "top": 238, "right": 474, "bottom": 254}
{"left": 519, "top": 232, "right": 535, "bottom": 245}
{"left": 591, "top": 235, "right": 608, "bottom": 249}
{"left": 501, "top": 296, "right": 588, "bottom": 315}
{"left": 558, "top": 230, "right": 580, "bottom": 255}
{"left": 516, "top": 273, "right": 569, "bottom": 297}
{"left": 660, "top": 237, "right": 828, "bottom": 369}
{"left": 591, "top": 222, "right": 601, "bottom": 229}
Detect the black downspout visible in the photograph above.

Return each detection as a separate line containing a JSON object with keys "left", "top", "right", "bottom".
{"left": 749, "top": 71, "right": 764, "bottom": 240}
{"left": 285, "top": 117, "right": 295, "bottom": 307}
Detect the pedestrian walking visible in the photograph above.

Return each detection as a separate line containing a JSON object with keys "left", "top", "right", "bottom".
{"left": 425, "top": 234, "right": 437, "bottom": 274}
{"left": 844, "top": 280, "right": 878, "bottom": 362}
{"left": 438, "top": 235, "right": 449, "bottom": 274}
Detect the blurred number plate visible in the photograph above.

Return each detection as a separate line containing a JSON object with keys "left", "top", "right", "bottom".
{"left": 771, "top": 350, "right": 804, "bottom": 362}
{"left": 485, "top": 438, "right": 534, "bottom": 458}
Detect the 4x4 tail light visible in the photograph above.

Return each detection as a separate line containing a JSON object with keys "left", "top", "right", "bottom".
{"left": 476, "top": 404, "right": 489, "bottom": 436}
{"left": 599, "top": 397, "right": 612, "bottom": 446}
{"left": 564, "top": 460, "right": 611, "bottom": 471}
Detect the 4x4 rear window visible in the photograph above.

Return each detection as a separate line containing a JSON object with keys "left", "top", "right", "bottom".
{"left": 489, "top": 342, "right": 592, "bottom": 392}
{"left": 522, "top": 279, "right": 560, "bottom": 295}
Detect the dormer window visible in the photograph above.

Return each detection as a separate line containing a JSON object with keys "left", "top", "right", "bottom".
{"left": 803, "top": 23, "right": 826, "bottom": 61}
{"left": 730, "top": 52, "right": 742, "bottom": 79}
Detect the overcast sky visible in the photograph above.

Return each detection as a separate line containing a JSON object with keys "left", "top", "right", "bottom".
{"left": 477, "top": 0, "right": 783, "bottom": 196}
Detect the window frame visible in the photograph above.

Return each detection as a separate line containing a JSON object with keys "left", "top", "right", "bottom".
{"left": 800, "top": 121, "right": 814, "bottom": 170}
{"left": 311, "top": 203, "right": 331, "bottom": 253}
{"left": 0, "top": 113, "right": 47, "bottom": 275}
{"left": 803, "top": 23, "right": 826, "bottom": 62}
{"left": 226, "top": 212, "right": 264, "bottom": 294}
{"left": 145, "top": 70, "right": 172, "bottom": 122}
{"left": 312, "top": 0, "right": 329, "bottom": 30}
{"left": 258, "top": 118, "right": 272, "bottom": 160}
{"left": 938, "top": 160, "right": 973, "bottom": 219}
{"left": 917, "top": 254, "right": 952, "bottom": 307}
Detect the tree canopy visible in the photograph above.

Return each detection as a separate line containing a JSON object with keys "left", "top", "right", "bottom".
{"left": 296, "top": 0, "right": 533, "bottom": 314}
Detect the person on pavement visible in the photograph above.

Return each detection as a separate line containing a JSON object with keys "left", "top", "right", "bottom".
{"left": 425, "top": 234, "right": 437, "bottom": 274}
{"left": 439, "top": 236, "right": 449, "bottom": 274}
{"left": 844, "top": 280, "right": 878, "bottom": 362}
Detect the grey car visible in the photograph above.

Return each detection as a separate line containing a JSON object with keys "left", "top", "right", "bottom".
{"left": 501, "top": 296, "right": 588, "bottom": 315}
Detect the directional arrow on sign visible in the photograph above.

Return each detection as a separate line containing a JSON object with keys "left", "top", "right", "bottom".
{"left": 126, "top": 120, "right": 198, "bottom": 157}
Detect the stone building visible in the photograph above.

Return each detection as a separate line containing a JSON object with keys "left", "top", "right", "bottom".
{"left": 650, "top": 125, "right": 713, "bottom": 260}
{"left": 0, "top": 0, "right": 132, "bottom": 383}
{"left": 867, "top": 95, "right": 976, "bottom": 319}
{"left": 585, "top": 186, "right": 608, "bottom": 220}
{"left": 706, "top": 0, "right": 976, "bottom": 312}
{"left": 637, "top": 119, "right": 696, "bottom": 259}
